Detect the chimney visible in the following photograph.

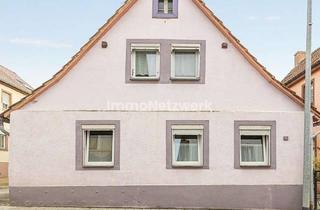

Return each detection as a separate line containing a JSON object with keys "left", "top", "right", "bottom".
{"left": 294, "top": 51, "right": 306, "bottom": 66}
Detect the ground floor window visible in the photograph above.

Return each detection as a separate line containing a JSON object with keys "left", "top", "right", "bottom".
{"left": 76, "top": 121, "right": 120, "bottom": 170}
{"left": 166, "top": 121, "right": 209, "bottom": 169}
{"left": 79, "top": 124, "right": 118, "bottom": 168}
{"left": 172, "top": 125, "right": 204, "bottom": 167}
{"left": 240, "top": 126, "right": 270, "bottom": 166}
{"left": 234, "top": 121, "right": 276, "bottom": 169}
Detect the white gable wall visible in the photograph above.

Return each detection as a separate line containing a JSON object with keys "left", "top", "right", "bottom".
{"left": 21, "top": 0, "right": 301, "bottom": 112}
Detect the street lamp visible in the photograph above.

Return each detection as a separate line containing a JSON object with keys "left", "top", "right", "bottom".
{"left": 302, "top": 0, "right": 313, "bottom": 209}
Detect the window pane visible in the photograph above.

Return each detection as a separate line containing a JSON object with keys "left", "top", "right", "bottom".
{"left": 241, "top": 135, "right": 264, "bottom": 162}
{"left": 0, "top": 135, "right": 4, "bottom": 149}
{"left": 311, "top": 82, "right": 314, "bottom": 104}
{"left": 168, "top": 0, "right": 173, "bottom": 13}
{"left": 2, "top": 92, "right": 10, "bottom": 110}
{"left": 88, "top": 131, "right": 113, "bottom": 162}
{"left": 135, "top": 50, "right": 157, "bottom": 77}
{"left": 174, "top": 135, "right": 199, "bottom": 162}
{"left": 174, "top": 51, "right": 197, "bottom": 77}
{"left": 158, "top": 0, "right": 164, "bottom": 13}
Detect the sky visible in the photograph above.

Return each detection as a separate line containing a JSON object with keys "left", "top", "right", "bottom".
{"left": 0, "top": 0, "right": 319, "bottom": 88}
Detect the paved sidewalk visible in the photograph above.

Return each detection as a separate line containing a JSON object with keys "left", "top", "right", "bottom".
{"left": 0, "top": 208, "right": 187, "bottom": 210}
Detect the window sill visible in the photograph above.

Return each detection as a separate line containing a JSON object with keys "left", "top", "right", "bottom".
{"left": 130, "top": 77, "right": 160, "bottom": 81}
{"left": 170, "top": 77, "right": 200, "bottom": 81}
{"left": 170, "top": 165, "right": 208, "bottom": 169}
{"left": 152, "top": 13, "right": 178, "bottom": 19}
{"left": 239, "top": 165, "right": 272, "bottom": 169}
{"left": 81, "top": 165, "right": 118, "bottom": 170}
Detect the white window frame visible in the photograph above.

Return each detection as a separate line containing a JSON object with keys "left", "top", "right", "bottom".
{"left": 82, "top": 125, "right": 115, "bottom": 167}
{"left": 171, "top": 44, "right": 201, "bottom": 80}
{"left": 239, "top": 126, "right": 271, "bottom": 167}
{"left": 171, "top": 125, "right": 203, "bottom": 167}
{"left": 0, "top": 135, "right": 5, "bottom": 150}
{"left": 131, "top": 44, "right": 160, "bottom": 80}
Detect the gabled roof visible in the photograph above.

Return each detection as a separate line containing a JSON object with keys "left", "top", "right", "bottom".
{"left": 282, "top": 48, "right": 320, "bottom": 86}
{"left": 0, "top": 65, "right": 33, "bottom": 95}
{"left": 2, "top": 0, "right": 320, "bottom": 119}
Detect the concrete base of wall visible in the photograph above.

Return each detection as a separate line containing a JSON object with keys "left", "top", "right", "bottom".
{"left": 0, "top": 162, "right": 8, "bottom": 178}
{"left": 10, "top": 185, "right": 302, "bottom": 209}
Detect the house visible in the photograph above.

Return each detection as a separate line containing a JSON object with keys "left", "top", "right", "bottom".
{"left": 2, "top": 0, "right": 319, "bottom": 209}
{"left": 282, "top": 49, "right": 320, "bottom": 156}
{"left": 0, "top": 65, "right": 32, "bottom": 178}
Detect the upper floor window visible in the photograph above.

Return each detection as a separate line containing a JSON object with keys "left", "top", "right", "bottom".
{"left": 171, "top": 44, "right": 200, "bottom": 80}
{"left": 159, "top": 0, "right": 173, "bottom": 14}
{"left": 302, "top": 80, "right": 315, "bottom": 105}
{"left": 153, "top": 0, "right": 178, "bottom": 19}
{"left": 1, "top": 90, "right": 11, "bottom": 111}
{"left": 131, "top": 44, "right": 160, "bottom": 80}
{"left": 0, "top": 135, "right": 5, "bottom": 150}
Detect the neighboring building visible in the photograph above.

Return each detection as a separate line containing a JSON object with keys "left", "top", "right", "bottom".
{"left": 0, "top": 65, "right": 33, "bottom": 178}
{"left": 282, "top": 48, "right": 320, "bottom": 156}
{"left": 2, "top": 0, "right": 320, "bottom": 209}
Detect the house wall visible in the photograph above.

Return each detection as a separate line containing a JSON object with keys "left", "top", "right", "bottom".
{"left": 289, "top": 67, "right": 320, "bottom": 108}
{"left": 0, "top": 83, "right": 27, "bottom": 178}
{"left": 0, "top": 83, "right": 26, "bottom": 110}
{"left": 288, "top": 67, "right": 320, "bottom": 157}
{"left": 10, "top": 111, "right": 304, "bottom": 209}
{"left": 9, "top": 0, "right": 305, "bottom": 209}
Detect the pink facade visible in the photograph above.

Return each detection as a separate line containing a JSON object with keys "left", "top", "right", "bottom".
{"left": 9, "top": 0, "right": 306, "bottom": 209}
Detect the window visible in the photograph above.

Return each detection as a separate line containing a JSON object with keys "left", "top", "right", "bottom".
{"left": 302, "top": 80, "right": 315, "bottom": 105}
{"left": 158, "top": 0, "right": 173, "bottom": 14}
{"left": 126, "top": 39, "right": 206, "bottom": 84}
{"left": 82, "top": 125, "right": 115, "bottom": 167}
{"left": 171, "top": 125, "right": 204, "bottom": 167}
{"left": 0, "top": 135, "right": 5, "bottom": 150}
{"left": 171, "top": 44, "right": 200, "bottom": 80}
{"left": 1, "top": 91, "right": 11, "bottom": 111}
{"left": 153, "top": 0, "right": 178, "bottom": 19}
{"left": 234, "top": 121, "right": 276, "bottom": 169}
{"left": 76, "top": 120, "right": 120, "bottom": 170}
{"left": 240, "top": 126, "right": 270, "bottom": 166}
{"left": 131, "top": 44, "right": 160, "bottom": 79}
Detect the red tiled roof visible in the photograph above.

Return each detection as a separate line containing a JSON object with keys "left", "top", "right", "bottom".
{"left": 282, "top": 48, "right": 320, "bottom": 86}
{"left": 0, "top": 65, "right": 33, "bottom": 94}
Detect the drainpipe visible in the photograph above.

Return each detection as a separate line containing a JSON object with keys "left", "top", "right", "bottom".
{"left": 302, "top": 0, "right": 313, "bottom": 209}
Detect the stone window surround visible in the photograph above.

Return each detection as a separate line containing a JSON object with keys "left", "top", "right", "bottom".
{"left": 234, "top": 120, "right": 276, "bottom": 169}
{"left": 125, "top": 39, "right": 206, "bottom": 84}
{"left": 166, "top": 120, "right": 209, "bottom": 169}
{"left": 152, "top": 0, "right": 179, "bottom": 19}
{"left": 75, "top": 120, "right": 120, "bottom": 170}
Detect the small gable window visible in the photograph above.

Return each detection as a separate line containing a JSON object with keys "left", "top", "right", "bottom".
{"left": 153, "top": 0, "right": 178, "bottom": 19}
{"left": 158, "top": 0, "right": 173, "bottom": 14}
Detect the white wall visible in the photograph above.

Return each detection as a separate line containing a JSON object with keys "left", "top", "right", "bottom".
{"left": 10, "top": 111, "right": 303, "bottom": 187}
